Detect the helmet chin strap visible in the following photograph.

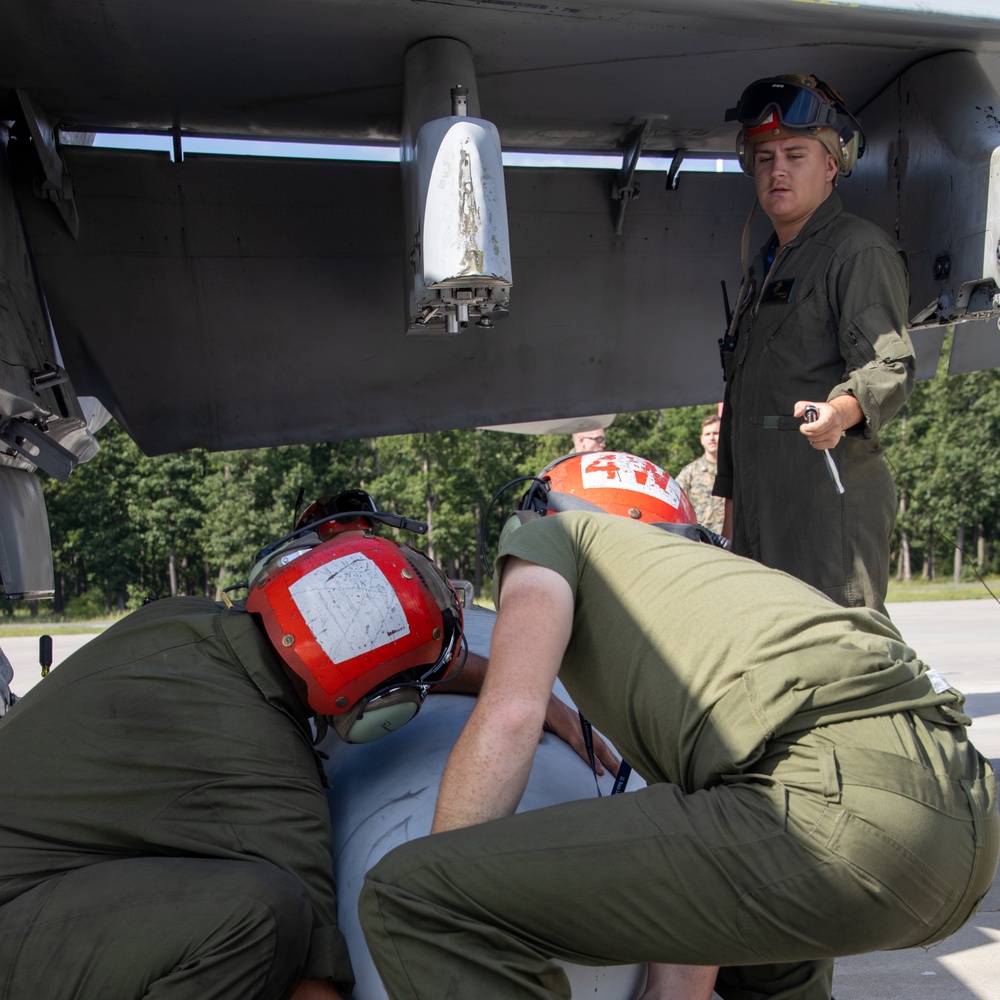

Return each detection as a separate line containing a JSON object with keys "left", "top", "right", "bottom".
{"left": 312, "top": 713, "right": 329, "bottom": 747}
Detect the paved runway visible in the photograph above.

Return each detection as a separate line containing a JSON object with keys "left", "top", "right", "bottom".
{"left": 4, "top": 630, "right": 100, "bottom": 698}
{"left": 3, "top": 600, "right": 999, "bottom": 999}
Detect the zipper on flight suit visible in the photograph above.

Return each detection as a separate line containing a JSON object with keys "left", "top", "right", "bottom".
{"left": 733, "top": 242, "right": 791, "bottom": 558}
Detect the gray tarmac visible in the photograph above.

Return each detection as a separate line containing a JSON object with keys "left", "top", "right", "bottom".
{"left": 4, "top": 631, "right": 101, "bottom": 698}
{"left": 2, "top": 600, "right": 999, "bottom": 999}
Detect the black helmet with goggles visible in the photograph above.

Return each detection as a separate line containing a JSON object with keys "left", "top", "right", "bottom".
{"left": 727, "top": 74, "right": 865, "bottom": 178}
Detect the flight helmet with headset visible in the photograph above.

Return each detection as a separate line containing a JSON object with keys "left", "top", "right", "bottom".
{"left": 507, "top": 450, "right": 726, "bottom": 547}
{"left": 726, "top": 73, "right": 866, "bottom": 178}
{"left": 492, "top": 451, "right": 721, "bottom": 798}
{"left": 246, "top": 490, "right": 465, "bottom": 744}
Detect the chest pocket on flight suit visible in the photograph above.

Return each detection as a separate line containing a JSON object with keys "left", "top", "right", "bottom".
{"left": 751, "top": 276, "right": 836, "bottom": 431}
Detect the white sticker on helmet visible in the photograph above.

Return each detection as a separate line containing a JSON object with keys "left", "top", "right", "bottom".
{"left": 580, "top": 453, "right": 683, "bottom": 506}
{"left": 289, "top": 551, "right": 410, "bottom": 663}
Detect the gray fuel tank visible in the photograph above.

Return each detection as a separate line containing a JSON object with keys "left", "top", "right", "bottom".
{"left": 319, "top": 605, "right": 646, "bottom": 999}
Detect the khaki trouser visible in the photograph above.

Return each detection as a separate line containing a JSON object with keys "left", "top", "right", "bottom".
{"left": 361, "top": 714, "right": 999, "bottom": 1000}
{"left": 0, "top": 857, "right": 312, "bottom": 1000}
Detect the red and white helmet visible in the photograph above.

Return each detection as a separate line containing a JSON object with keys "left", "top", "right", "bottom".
{"left": 520, "top": 451, "right": 697, "bottom": 526}
{"left": 247, "top": 532, "right": 463, "bottom": 742}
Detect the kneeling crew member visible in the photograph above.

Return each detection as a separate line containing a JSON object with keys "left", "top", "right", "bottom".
{"left": 360, "top": 472, "right": 998, "bottom": 1000}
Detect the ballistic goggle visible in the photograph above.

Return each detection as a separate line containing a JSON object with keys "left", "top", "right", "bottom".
{"left": 726, "top": 76, "right": 863, "bottom": 150}
{"left": 294, "top": 489, "right": 379, "bottom": 531}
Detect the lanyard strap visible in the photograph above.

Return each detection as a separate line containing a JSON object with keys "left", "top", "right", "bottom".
{"left": 579, "top": 712, "right": 631, "bottom": 797}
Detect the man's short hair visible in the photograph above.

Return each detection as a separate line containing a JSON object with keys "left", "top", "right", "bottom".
{"left": 701, "top": 413, "right": 721, "bottom": 430}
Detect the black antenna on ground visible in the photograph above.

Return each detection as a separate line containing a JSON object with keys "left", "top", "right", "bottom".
{"left": 291, "top": 487, "right": 306, "bottom": 531}
{"left": 39, "top": 635, "right": 53, "bottom": 678}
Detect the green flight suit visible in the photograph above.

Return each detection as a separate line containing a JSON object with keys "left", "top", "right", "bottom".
{"left": 0, "top": 597, "right": 353, "bottom": 1000}
{"left": 715, "top": 192, "right": 915, "bottom": 614}
{"left": 360, "top": 513, "right": 998, "bottom": 1000}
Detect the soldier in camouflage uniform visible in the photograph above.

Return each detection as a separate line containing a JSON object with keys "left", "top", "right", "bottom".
{"left": 675, "top": 413, "right": 724, "bottom": 534}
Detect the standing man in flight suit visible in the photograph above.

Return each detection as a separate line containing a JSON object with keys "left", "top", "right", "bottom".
{"left": 714, "top": 74, "right": 915, "bottom": 614}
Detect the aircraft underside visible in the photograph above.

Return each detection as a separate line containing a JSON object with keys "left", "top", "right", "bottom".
{"left": 1, "top": 1, "right": 999, "bottom": 593}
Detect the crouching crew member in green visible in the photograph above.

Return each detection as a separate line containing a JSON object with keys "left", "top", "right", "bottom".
{"left": 0, "top": 493, "right": 462, "bottom": 1000}
{"left": 360, "top": 509, "right": 998, "bottom": 1000}
{"left": 715, "top": 74, "right": 915, "bottom": 614}
{"left": 0, "top": 490, "right": 612, "bottom": 1000}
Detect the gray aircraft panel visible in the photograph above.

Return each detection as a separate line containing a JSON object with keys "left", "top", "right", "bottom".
{"left": 847, "top": 52, "right": 1000, "bottom": 333}
{"left": 3, "top": 1, "right": 1000, "bottom": 154}
{"left": 3, "top": 4, "right": 999, "bottom": 463}
{"left": 950, "top": 317, "right": 1000, "bottom": 374}
{"left": 18, "top": 147, "right": 749, "bottom": 454}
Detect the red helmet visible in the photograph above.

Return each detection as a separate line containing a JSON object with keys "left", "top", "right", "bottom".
{"left": 246, "top": 532, "right": 463, "bottom": 742}
{"left": 520, "top": 451, "right": 697, "bottom": 525}
{"left": 293, "top": 489, "right": 379, "bottom": 539}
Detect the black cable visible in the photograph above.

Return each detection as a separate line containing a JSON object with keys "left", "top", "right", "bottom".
{"left": 479, "top": 476, "right": 545, "bottom": 580}
{"left": 291, "top": 487, "right": 306, "bottom": 532}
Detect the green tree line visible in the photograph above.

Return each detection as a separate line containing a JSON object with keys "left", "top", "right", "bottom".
{"left": 32, "top": 406, "right": 705, "bottom": 616}
{"left": 18, "top": 362, "right": 1000, "bottom": 617}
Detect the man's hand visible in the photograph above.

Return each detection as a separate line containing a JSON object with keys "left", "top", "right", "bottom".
{"left": 638, "top": 963, "right": 718, "bottom": 1000}
{"left": 434, "top": 640, "right": 619, "bottom": 776}
{"left": 543, "top": 691, "right": 620, "bottom": 777}
{"left": 721, "top": 498, "right": 733, "bottom": 542}
{"left": 794, "top": 396, "right": 862, "bottom": 450}
{"left": 433, "top": 651, "right": 489, "bottom": 695}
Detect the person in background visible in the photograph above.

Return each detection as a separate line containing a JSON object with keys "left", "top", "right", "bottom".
{"left": 675, "top": 412, "right": 725, "bottom": 534}
{"left": 572, "top": 427, "right": 607, "bottom": 453}
{"left": 714, "top": 74, "right": 915, "bottom": 615}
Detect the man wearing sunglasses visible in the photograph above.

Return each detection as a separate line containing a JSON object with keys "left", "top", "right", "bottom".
{"left": 714, "top": 75, "right": 915, "bottom": 615}
{"left": 571, "top": 428, "right": 608, "bottom": 453}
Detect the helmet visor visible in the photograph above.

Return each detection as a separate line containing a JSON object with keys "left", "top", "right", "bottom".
{"left": 726, "top": 79, "right": 843, "bottom": 133}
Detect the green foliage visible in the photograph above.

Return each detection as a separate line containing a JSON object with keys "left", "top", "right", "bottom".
{"left": 63, "top": 589, "right": 114, "bottom": 620}
{"left": 37, "top": 406, "right": 718, "bottom": 614}
{"left": 45, "top": 377, "right": 1000, "bottom": 609}
{"left": 882, "top": 339, "right": 1000, "bottom": 581}
{"left": 610, "top": 408, "right": 709, "bottom": 478}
